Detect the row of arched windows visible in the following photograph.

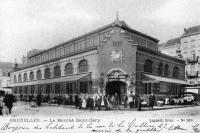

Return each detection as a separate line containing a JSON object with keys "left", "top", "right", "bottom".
{"left": 13, "top": 60, "right": 88, "bottom": 83}
{"left": 144, "top": 59, "right": 179, "bottom": 78}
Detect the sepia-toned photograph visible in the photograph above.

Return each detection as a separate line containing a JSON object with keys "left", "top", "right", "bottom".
{"left": 0, "top": 0, "right": 200, "bottom": 132}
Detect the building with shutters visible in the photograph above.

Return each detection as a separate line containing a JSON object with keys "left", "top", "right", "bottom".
{"left": 160, "top": 25, "right": 200, "bottom": 94}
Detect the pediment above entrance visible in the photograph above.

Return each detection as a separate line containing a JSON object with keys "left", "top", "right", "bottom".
{"left": 107, "top": 68, "right": 128, "bottom": 82}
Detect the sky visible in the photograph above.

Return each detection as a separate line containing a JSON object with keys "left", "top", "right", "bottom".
{"left": 0, "top": 0, "right": 200, "bottom": 63}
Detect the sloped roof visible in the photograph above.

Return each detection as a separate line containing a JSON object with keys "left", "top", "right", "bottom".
{"left": 182, "top": 25, "right": 200, "bottom": 37}
{"left": 162, "top": 37, "right": 180, "bottom": 48}
{"left": 29, "top": 20, "right": 159, "bottom": 58}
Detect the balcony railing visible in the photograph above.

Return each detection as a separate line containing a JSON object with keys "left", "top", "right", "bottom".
{"left": 187, "top": 56, "right": 199, "bottom": 64}
{"left": 186, "top": 71, "right": 199, "bottom": 78}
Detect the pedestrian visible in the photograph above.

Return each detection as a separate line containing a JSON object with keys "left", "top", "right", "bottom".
{"left": 65, "top": 94, "right": 69, "bottom": 105}
{"left": 0, "top": 96, "right": 4, "bottom": 115}
{"left": 82, "top": 96, "right": 87, "bottom": 110}
{"left": 136, "top": 94, "right": 141, "bottom": 111}
{"left": 20, "top": 94, "right": 23, "bottom": 101}
{"left": 75, "top": 94, "right": 79, "bottom": 108}
{"left": 90, "top": 96, "right": 94, "bottom": 110}
{"left": 98, "top": 94, "right": 103, "bottom": 110}
{"left": 104, "top": 95, "right": 109, "bottom": 110}
{"left": 149, "top": 93, "right": 155, "bottom": 110}
{"left": 128, "top": 93, "right": 133, "bottom": 109}
{"left": 114, "top": 93, "right": 119, "bottom": 109}
{"left": 111, "top": 95, "right": 115, "bottom": 108}
{"left": 4, "top": 92, "right": 14, "bottom": 114}
{"left": 46, "top": 95, "right": 50, "bottom": 103}
{"left": 86, "top": 96, "right": 90, "bottom": 109}
{"left": 94, "top": 94, "right": 99, "bottom": 109}
{"left": 124, "top": 95, "right": 128, "bottom": 108}
{"left": 69, "top": 95, "right": 73, "bottom": 105}
{"left": 78, "top": 95, "right": 82, "bottom": 109}
{"left": 36, "top": 94, "right": 42, "bottom": 106}
{"left": 133, "top": 95, "right": 135, "bottom": 107}
{"left": 57, "top": 95, "right": 62, "bottom": 105}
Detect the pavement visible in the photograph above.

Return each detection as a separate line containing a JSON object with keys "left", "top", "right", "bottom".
{"left": 40, "top": 102, "right": 199, "bottom": 110}
{"left": 5, "top": 101, "right": 199, "bottom": 115}
{"left": 1, "top": 101, "right": 200, "bottom": 133}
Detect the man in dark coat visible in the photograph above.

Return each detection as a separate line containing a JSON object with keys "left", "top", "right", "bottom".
{"left": 75, "top": 94, "right": 79, "bottom": 108}
{"left": 104, "top": 95, "right": 109, "bottom": 110}
{"left": 0, "top": 97, "right": 3, "bottom": 115}
{"left": 4, "top": 93, "right": 14, "bottom": 114}
{"left": 135, "top": 94, "right": 138, "bottom": 108}
{"left": 149, "top": 93, "right": 155, "bottom": 110}
{"left": 124, "top": 95, "right": 128, "bottom": 108}
{"left": 98, "top": 95, "right": 103, "bottom": 110}
{"left": 136, "top": 94, "right": 141, "bottom": 111}
{"left": 90, "top": 97, "right": 94, "bottom": 110}
{"left": 57, "top": 95, "right": 62, "bottom": 105}
{"left": 36, "top": 94, "right": 42, "bottom": 106}
{"left": 114, "top": 93, "right": 119, "bottom": 109}
{"left": 78, "top": 96, "right": 82, "bottom": 109}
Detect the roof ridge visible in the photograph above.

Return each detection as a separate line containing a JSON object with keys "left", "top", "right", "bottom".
{"left": 187, "top": 24, "right": 200, "bottom": 29}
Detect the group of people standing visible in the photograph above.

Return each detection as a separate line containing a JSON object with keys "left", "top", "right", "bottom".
{"left": 123, "top": 93, "right": 142, "bottom": 111}
{"left": 74, "top": 92, "right": 151, "bottom": 111}
{"left": 75, "top": 93, "right": 121, "bottom": 110}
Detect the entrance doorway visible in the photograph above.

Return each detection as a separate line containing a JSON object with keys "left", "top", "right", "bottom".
{"left": 106, "top": 81, "right": 126, "bottom": 104}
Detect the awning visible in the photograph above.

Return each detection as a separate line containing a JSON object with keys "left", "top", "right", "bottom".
{"left": 10, "top": 73, "right": 91, "bottom": 87}
{"left": 142, "top": 74, "right": 189, "bottom": 85}
{"left": 0, "top": 88, "right": 12, "bottom": 92}
{"left": 186, "top": 86, "right": 200, "bottom": 89}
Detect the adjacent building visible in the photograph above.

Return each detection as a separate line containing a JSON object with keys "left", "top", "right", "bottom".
{"left": 160, "top": 38, "right": 181, "bottom": 58}
{"left": 10, "top": 19, "right": 187, "bottom": 103}
{"left": 181, "top": 25, "right": 200, "bottom": 93}
{"left": 160, "top": 25, "right": 200, "bottom": 94}
{"left": 0, "top": 62, "right": 14, "bottom": 95}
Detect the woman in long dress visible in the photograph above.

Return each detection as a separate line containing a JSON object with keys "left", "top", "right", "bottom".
{"left": 82, "top": 96, "right": 87, "bottom": 110}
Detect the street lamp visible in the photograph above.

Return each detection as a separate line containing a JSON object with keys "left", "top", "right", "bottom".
{"left": 100, "top": 72, "right": 105, "bottom": 94}
{"left": 131, "top": 72, "right": 136, "bottom": 95}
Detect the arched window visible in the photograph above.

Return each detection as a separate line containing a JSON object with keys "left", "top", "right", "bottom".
{"left": 18, "top": 74, "right": 22, "bottom": 83}
{"left": 13, "top": 75, "right": 17, "bottom": 83}
{"left": 54, "top": 65, "right": 61, "bottom": 77}
{"left": 24, "top": 73, "right": 28, "bottom": 82}
{"left": 144, "top": 59, "right": 153, "bottom": 73}
{"left": 157, "top": 63, "right": 163, "bottom": 75}
{"left": 172, "top": 67, "right": 179, "bottom": 78}
{"left": 65, "top": 63, "right": 73, "bottom": 75}
{"left": 79, "top": 60, "right": 88, "bottom": 73}
{"left": 29, "top": 71, "right": 34, "bottom": 81}
{"left": 36, "top": 70, "right": 42, "bottom": 80}
{"left": 164, "top": 64, "right": 169, "bottom": 76}
{"left": 44, "top": 68, "right": 51, "bottom": 78}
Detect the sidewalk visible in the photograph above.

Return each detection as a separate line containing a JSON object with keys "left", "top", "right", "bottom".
{"left": 14, "top": 101, "right": 199, "bottom": 111}
{"left": 149, "top": 104, "right": 198, "bottom": 111}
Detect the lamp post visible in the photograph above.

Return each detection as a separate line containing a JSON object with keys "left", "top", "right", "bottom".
{"left": 100, "top": 72, "right": 105, "bottom": 94}
{"left": 131, "top": 72, "right": 136, "bottom": 95}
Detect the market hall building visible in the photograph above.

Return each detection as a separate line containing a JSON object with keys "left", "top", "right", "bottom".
{"left": 10, "top": 19, "right": 188, "bottom": 103}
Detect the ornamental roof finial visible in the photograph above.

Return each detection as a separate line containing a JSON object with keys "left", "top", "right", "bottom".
{"left": 116, "top": 11, "right": 119, "bottom": 22}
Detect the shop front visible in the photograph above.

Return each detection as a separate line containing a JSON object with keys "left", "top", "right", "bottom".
{"left": 11, "top": 73, "right": 92, "bottom": 101}
{"left": 142, "top": 74, "right": 188, "bottom": 102}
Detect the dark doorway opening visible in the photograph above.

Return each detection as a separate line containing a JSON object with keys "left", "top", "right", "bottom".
{"left": 106, "top": 81, "right": 126, "bottom": 104}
